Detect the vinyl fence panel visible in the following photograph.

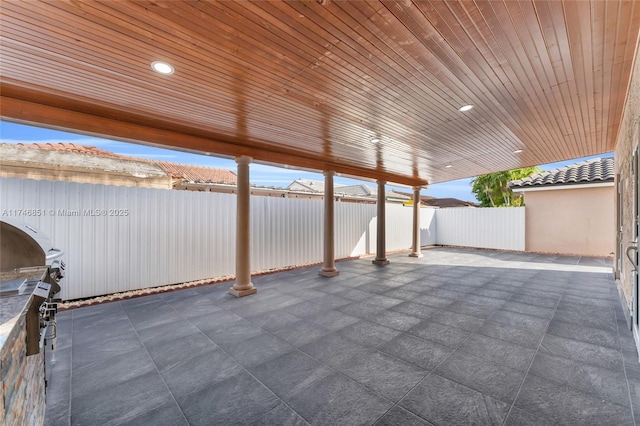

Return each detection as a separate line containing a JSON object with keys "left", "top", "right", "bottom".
{"left": 434, "top": 207, "right": 525, "bottom": 251}
{"left": 1, "top": 178, "right": 238, "bottom": 300}
{"left": 421, "top": 208, "right": 438, "bottom": 246}
{"left": 2, "top": 177, "right": 522, "bottom": 300}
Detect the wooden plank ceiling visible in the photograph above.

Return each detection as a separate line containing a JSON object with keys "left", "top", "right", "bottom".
{"left": 1, "top": 0, "right": 639, "bottom": 186}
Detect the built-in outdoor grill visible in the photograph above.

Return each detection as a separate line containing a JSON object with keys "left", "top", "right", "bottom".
{"left": 0, "top": 218, "right": 64, "bottom": 359}
{"left": 0, "top": 219, "right": 67, "bottom": 424}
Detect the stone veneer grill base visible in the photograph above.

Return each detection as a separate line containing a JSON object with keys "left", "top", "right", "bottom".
{"left": 1, "top": 313, "right": 45, "bottom": 426}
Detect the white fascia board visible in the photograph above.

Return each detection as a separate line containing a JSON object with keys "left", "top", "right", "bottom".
{"left": 511, "top": 181, "right": 614, "bottom": 193}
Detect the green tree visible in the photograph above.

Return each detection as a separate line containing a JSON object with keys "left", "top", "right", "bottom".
{"left": 470, "top": 167, "right": 541, "bottom": 207}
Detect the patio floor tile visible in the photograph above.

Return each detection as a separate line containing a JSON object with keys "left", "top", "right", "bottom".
{"left": 271, "top": 319, "right": 331, "bottom": 347}
{"left": 365, "top": 309, "right": 422, "bottom": 331}
{"left": 373, "top": 406, "right": 433, "bottom": 426}
{"left": 514, "top": 373, "right": 634, "bottom": 425}
{"left": 378, "top": 333, "right": 452, "bottom": 370}
{"left": 337, "top": 320, "right": 401, "bottom": 348}
{"left": 538, "top": 333, "right": 624, "bottom": 371}
{"left": 249, "top": 350, "right": 333, "bottom": 401}
{"left": 222, "top": 332, "right": 294, "bottom": 368}
{"left": 428, "top": 309, "right": 483, "bottom": 332}
{"left": 445, "top": 300, "right": 498, "bottom": 319}
{"left": 177, "top": 371, "right": 279, "bottom": 426}
{"left": 390, "top": 301, "right": 438, "bottom": 319}
{"left": 71, "top": 369, "right": 173, "bottom": 426}
{"left": 399, "top": 373, "right": 510, "bottom": 426}
{"left": 529, "top": 351, "right": 630, "bottom": 404}
{"left": 408, "top": 319, "right": 472, "bottom": 347}
{"left": 299, "top": 334, "right": 372, "bottom": 369}
{"left": 45, "top": 248, "right": 639, "bottom": 426}
{"left": 457, "top": 333, "right": 536, "bottom": 371}
{"left": 504, "top": 406, "right": 556, "bottom": 426}
{"left": 251, "top": 403, "right": 309, "bottom": 426}
{"left": 307, "top": 309, "right": 360, "bottom": 331}
{"left": 161, "top": 348, "right": 243, "bottom": 397}
{"left": 117, "top": 402, "right": 189, "bottom": 426}
{"left": 434, "top": 350, "right": 526, "bottom": 404}
{"left": 287, "top": 373, "right": 392, "bottom": 426}
{"left": 476, "top": 320, "right": 542, "bottom": 348}
{"left": 340, "top": 350, "right": 427, "bottom": 401}
{"left": 144, "top": 330, "right": 218, "bottom": 372}
{"left": 552, "top": 304, "right": 617, "bottom": 331}
{"left": 546, "top": 318, "right": 620, "bottom": 349}
{"left": 488, "top": 309, "right": 549, "bottom": 335}
{"left": 508, "top": 293, "right": 558, "bottom": 308}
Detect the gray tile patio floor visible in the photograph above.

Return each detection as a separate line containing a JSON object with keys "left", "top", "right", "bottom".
{"left": 45, "top": 248, "right": 639, "bottom": 425}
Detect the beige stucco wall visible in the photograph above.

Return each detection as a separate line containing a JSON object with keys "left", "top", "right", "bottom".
{"left": 523, "top": 186, "right": 615, "bottom": 257}
{"left": 615, "top": 41, "right": 640, "bottom": 319}
{"left": 0, "top": 163, "right": 171, "bottom": 189}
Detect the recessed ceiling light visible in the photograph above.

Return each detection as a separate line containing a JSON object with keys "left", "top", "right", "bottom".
{"left": 445, "top": 164, "right": 453, "bottom": 168}
{"left": 370, "top": 137, "right": 380, "bottom": 144}
{"left": 513, "top": 149, "right": 523, "bottom": 153}
{"left": 458, "top": 104, "right": 474, "bottom": 112}
{"left": 151, "top": 61, "right": 174, "bottom": 75}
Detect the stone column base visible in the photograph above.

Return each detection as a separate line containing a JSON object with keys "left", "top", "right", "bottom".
{"left": 409, "top": 252, "right": 424, "bottom": 258}
{"left": 372, "top": 258, "right": 390, "bottom": 265}
{"left": 319, "top": 268, "right": 340, "bottom": 277}
{"left": 229, "top": 285, "right": 258, "bottom": 297}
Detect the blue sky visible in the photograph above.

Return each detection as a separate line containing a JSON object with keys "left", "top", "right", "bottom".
{"left": 0, "top": 121, "right": 609, "bottom": 202}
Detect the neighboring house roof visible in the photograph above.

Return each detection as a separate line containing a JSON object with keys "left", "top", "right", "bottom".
{"left": 338, "top": 184, "right": 375, "bottom": 197}
{"left": 149, "top": 161, "right": 236, "bottom": 184}
{"left": 1, "top": 143, "right": 167, "bottom": 177}
{"left": 392, "top": 190, "right": 477, "bottom": 208}
{"left": 287, "top": 179, "right": 409, "bottom": 201}
{"left": 287, "top": 179, "right": 325, "bottom": 193}
{"left": 15, "top": 142, "right": 122, "bottom": 158}
{"left": 7, "top": 142, "right": 237, "bottom": 185}
{"left": 423, "top": 198, "right": 478, "bottom": 208}
{"left": 509, "top": 157, "right": 615, "bottom": 189}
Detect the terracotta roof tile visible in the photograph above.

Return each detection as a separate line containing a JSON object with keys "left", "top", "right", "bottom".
{"left": 154, "top": 161, "right": 236, "bottom": 184}
{"left": 16, "top": 142, "right": 123, "bottom": 158}
{"left": 510, "top": 157, "right": 615, "bottom": 188}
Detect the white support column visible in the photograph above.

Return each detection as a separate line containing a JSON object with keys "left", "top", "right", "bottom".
{"left": 409, "top": 186, "right": 423, "bottom": 258}
{"left": 319, "top": 170, "right": 340, "bottom": 277}
{"left": 373, "top": 179, "right": 390, "bottom": 265}
{"left": 229, "top": 156, "right": 257, "bottom": 297}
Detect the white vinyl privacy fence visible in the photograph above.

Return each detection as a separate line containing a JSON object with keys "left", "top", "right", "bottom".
{"left": 0, "top": 178, "right": 523, "bottom": 300}
{"left": 435, "top": 206, "right": 525, "bottom": 251}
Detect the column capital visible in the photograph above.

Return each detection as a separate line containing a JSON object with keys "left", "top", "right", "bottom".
{"left": 377, "top": 179, "right": 386, "bottom": 186}
{"left": 323, "top": 170, "right": 335, "bottom": 177}
{"left": 235, "top": 155, "right": 252, "bottom": 166}
{"left": 413, "top": 185, "right": 422, "bottom": 192}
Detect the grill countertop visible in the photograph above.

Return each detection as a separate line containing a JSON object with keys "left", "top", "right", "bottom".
{"left": 0, "top": 266, "right": 48, "bottom": 349}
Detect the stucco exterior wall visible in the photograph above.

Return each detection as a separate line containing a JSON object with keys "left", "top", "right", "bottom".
{"left": 523, "top": 186, "right": 615, "bottom": 257}
{"left": 615, "top": 44, "right": 640, "bottom": 322}
{"left": 0, "top": 163, "right": 171, "bottom": 189}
